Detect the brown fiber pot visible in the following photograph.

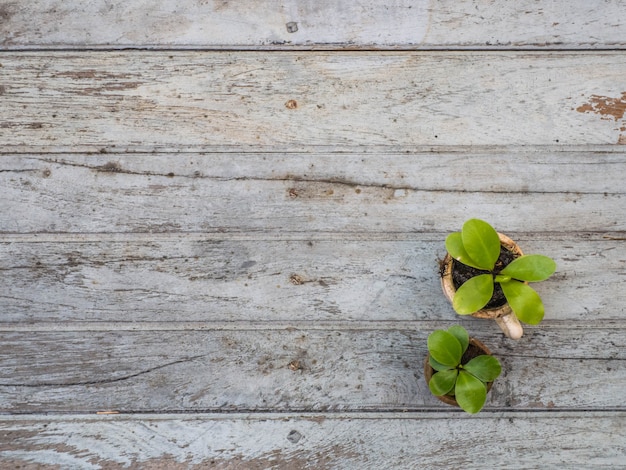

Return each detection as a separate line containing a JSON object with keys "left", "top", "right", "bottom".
{"left": 423, "top": 337, "right": 495, "bottom": 407}
{"left": 441, "top": 232, "right": 525, "bottom": 340}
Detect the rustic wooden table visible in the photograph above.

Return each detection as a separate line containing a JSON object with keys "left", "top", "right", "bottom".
{"left": 1, "top": 1, "right": 625, "bottom": 468}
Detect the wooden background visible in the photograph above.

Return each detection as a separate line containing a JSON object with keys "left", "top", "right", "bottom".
{"left": 1, "top": 1, "right": 625, "bottom": 468}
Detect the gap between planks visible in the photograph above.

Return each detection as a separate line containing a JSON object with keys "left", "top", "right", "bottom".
{"left": 6, "top": 46, "right": 626, "bottom": 52}
{"left": 2, "top": 411, "right": 625, "bottom": 420}
{"left": 2, "top": 145, "right": 626, "bottom": 155}
{"left": 0, "top": 320, "right": 623, "bottom": 332}
{"left": 1, "top": 231, "right": 622, "bottom": 243}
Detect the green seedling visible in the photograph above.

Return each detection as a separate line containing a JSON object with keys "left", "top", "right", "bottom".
{"left": 427, "top": 326, "right": 501, "bottom": 414}
{"left": 446, "top": 219, "right": 556, "bottom": 325}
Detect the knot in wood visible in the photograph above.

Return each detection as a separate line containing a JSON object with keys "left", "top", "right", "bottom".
{"left": 289, "top": 274, "right": 304, "bottom": 285}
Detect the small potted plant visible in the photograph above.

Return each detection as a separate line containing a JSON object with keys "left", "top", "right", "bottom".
{"left": 424, "top": 325, "right": 501, "bottom": 414}
{"left": 441, "top": 219, "right": 556, "bottom": 339}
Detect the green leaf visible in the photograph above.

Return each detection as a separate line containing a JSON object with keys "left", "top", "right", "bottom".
{"left": 427, "top": 330, "right": 462, "bottom": 367}
{"left": 455, "top": 370, "right": 488, "bottom": 414}
{"left": 445, "top": 232, "right": 484, "bottom": 270}
{"left": 429, "top": 369, "right": 459, "bottom": 396}
{"left": 429, "top": 356, "right": 454, "bottom": 372}
{"left": 461, "top": 219, "right": 500, "bottom": 270}
{"left": 500, "top": 280, "right": 545, "bottom": 325}
{"left": 500, "top": 255, "right": 556, "bottom": 282}
{"left": 494, "top": 274, "right": 511, "bottom": 283}
{"left": 447, "top": 325, "right": 469, "bottom": 354}
{"left": 463, "top": 355, "right": 502, "bottom": 382}
{"left": 452, "top": 274, "right": 494, "bottom": 315}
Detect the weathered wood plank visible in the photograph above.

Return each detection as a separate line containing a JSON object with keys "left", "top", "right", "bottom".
{"left": 1, "top": 1, "right": 625, "bottom": 49}
{"left": 0, "top": 236, "right": 622, "bottom": 322}
{"left": 4, "top": 151, "right": 623, "bottom": 192}
{"left": 1, "top": 412, "right": 624, "bottom": 469}
{"left": 1, "top": 52, "right": 626, "bottom": 151}
{"left": 2, "top": 153, "right": 625, "bottom": 233}
{"left": 1, "top": 2, "right": 622, "bottom": 462}
{"left": 0, "top": 328, "right": 624, "bottom": 412}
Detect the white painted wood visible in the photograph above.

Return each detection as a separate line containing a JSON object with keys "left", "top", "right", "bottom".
{"left": 1, "top": 2, "right": 624, "bottom": 459}
{"left": 2, "top": 153, "right": 625, "bottom": 233}
{"left": 1, "top": 413, "right": 624, "bottom": 469}
{"left": 0, "top": 236, "right": 622, "bottom": 322}
{"left": 1, "top": 1, "right": 625, "bottom": 49}
{"left": 4, "top": 151, "right": 622, "bottom": 193}
{"left": 1, "top": 52, "right": 626, "bottom": 151}
{"left": 0, "top": 327, "right": 623, "bottom": 412}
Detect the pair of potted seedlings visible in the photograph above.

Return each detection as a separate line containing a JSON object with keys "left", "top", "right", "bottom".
{"left": 426, "top": 219, "right": 556, "bottom": 413}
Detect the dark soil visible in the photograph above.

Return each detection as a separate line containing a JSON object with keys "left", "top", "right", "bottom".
{"left": 461, "top": 342, "right": 487, "bottom": 365}
{"left": 451, "top": 245, "right": 518, "bottom": 309}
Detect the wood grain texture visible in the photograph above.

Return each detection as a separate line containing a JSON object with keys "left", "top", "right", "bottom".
{"left": 1, "top": 412, "right": 625, "bottom": 469}
{"left": 2, "top": 2, "right": 625, "bottom": 465}
{"left": 2, "top": 152, "right": 625, "bottom": 234}
{"left": 0, "top": 327, "right": 624, "bottom": 412}
{"left": 1, "top": 0, "right": 625, "bottom": 49}
{"left": 1, "top": 52, "right": 626, "bottom": 151}
{"left": 0, "top": 235, "right": 622, "bottom": 322}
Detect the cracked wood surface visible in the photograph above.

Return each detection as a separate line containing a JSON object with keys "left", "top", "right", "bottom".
{"left": 1, "top": 0, "right": 625, "bottom": 49}
{"left": 0, "top": 236, "right": 622, "bottom": 323}
{"left": 2, "top": 1, "right": 626, "bottom": 467}
{"left": 0, "top": 327, "right": 624, "bottom": 412}
{"left": 1, "top": 413, "right": 624, "bottom": 469}
{"left": 1, "top": 52, "right": 626, "bottom": 151}
{"left": 2, "top": 152, "right": 625, "bottom": 234}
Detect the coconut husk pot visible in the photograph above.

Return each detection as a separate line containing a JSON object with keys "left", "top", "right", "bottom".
{"left": 441, "top": 232, "right": 524, "bottom": 339}
{"left": 424, "top": 337, "right": 495, "bottom": 407}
